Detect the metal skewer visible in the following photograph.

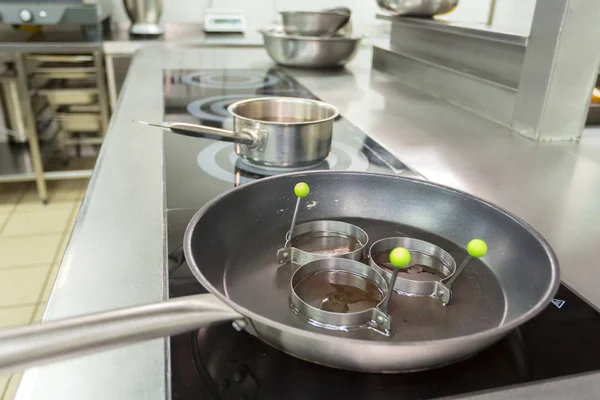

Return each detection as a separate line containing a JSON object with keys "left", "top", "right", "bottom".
{"left": 285, "top": 182, "right": 310, "bottom": 248}
{"left": 379, "top": 247, "right": 411, "bottom": 314}
{"left": 440, "top": 239, "right": 488, "bottom": 306}
{"left": 444, "top": 239, "right": 488, "bottom": 290}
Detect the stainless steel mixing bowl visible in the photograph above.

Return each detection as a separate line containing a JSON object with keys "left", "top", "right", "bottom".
{"left": 123, "top": 0, "right": 164, "bottom": 35}
{"left": 261, "top": 30, "right": 362, "bottom": 68}
{"left": 280, "top": 11, "right": 350, "bottom": 36}
{"left": 377, "top": 0, "right": 459, "bottom": 16}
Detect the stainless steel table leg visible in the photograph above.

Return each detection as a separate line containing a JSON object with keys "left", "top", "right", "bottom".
{"left": 487, "top": 0, "right": 496, "bottom": 25}
{"left": 104, "top": 53, "right": 117, "bottom": 113}
{"left": 94, "top": 51, "right": 110, "bottom": 135}
{"left": 15, "top": 53, "right": 48, "bottom": 203}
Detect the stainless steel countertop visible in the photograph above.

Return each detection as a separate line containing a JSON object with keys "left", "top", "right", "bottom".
{"left": 103, "top": 22, "right": 264, "bottom": 55}
{"left": 0, "top": 23, "right": 263, "bottom": 54}
{"left": 0, "top": 30, "right": 103, "bottom": 52}
{"left": 15, "top": 45, "right": 600, "bottom": 399}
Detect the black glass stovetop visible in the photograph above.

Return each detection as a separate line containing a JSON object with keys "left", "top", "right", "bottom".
{"left": 163, "top": 68, "right": 421, "bottom": 210}
{"left": 163, "top": 69, "right": 600, "bottom": 399}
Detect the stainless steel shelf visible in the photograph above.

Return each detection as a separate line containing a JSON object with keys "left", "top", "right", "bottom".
{"left": 376, "top": 14, "right": 528, "bottom": 46}
{"left": 65, "top": 137, "right": 103, "bottom": 146}
{"left": 0, "top": 140, "right": 94, "bottom": 183}
{"left": 387, "top": 17, "right": 525, "bottom": 89}
{"left": 372, "top": 44, "right": 518, "bottom": 127}
{"left": 0, "top": 46, "right": 107, "bottom": 202}
{"left": 0, "top": 140, "right": 55, "bottom": 182}
{"left": 25, "top": 54, "right": 94, "bottom": 63}
{"left": 44, "top": 169, "right": 93, "bottom": 180}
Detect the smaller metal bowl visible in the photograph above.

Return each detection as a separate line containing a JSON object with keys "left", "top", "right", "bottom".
{"left": 260, "top": 29, "right": 362, "bottom": 69}
{"left": 277, "top": 220, "right": 368, "bottom": 266}
{"left": 280, "top": 11, "right": 350, "bottom": 36}
{"left": 290, "top": 258, "right": 391, "bottom": 333}
{"left": 377, "top": 0, "right": 459, "bottom": 17}
{"left": 369, "top": 237, "right": 456, "bottom": 297}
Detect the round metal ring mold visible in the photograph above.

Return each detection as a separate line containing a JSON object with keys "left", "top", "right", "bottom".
{"left": 368, "top": 237, "right": 456, "bottom": 302}
{"left": 290, "top": 258, "right": 393, "bottom": 335}
{"left": 277, "top": 220, "right": 368, "bottom": 267}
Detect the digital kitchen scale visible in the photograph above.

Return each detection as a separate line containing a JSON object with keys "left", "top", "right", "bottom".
{"left": 163, "top": 68, "right": 600, "bottom": 399}
{"left": 203, "top": 9, "right": 246, "bottom": 33}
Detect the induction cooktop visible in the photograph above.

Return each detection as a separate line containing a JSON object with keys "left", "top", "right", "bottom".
{"left": 163, "top": 68, "right": 600, "bottom": 400}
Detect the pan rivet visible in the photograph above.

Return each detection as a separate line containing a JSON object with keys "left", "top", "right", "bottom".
{"left": 283, "top": 252, "right": 289, "bottom": 258}
{"left": 376, "top": 315, "right": 385, "bottom": 324}
{"left": 232, "top": 320, "right": 247, "bottom": 331}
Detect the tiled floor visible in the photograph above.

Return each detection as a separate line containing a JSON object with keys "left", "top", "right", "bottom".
{"left": 0, "top": 179, "right": 87, "bottom": 399}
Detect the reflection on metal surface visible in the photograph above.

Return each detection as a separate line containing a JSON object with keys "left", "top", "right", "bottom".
{"left": 182, "top": 70, "right": 281, "bottom": 89}
{"left": 187, "top": 94, "right": 260, "bottom": 123}
{"left": 195, "top": 141, "right": 370, "bottom": 183}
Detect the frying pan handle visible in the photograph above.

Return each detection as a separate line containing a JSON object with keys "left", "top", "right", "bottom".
{"left": 0, "top": 294, "right": 242, "bottom": 375}
{"left": 169, "top": 122, "right": 258, "bottom": 147}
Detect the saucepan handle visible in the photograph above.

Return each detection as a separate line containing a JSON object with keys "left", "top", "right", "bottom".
{"left": 169, "top": 122, "right": 258, "bottom": 147}
{"left": 0, "top": 294, "right": 242, "bottom": 375}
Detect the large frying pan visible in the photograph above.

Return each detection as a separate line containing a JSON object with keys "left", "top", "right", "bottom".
{"left": 0, "top": 172, "right": 560, "bottom": 375}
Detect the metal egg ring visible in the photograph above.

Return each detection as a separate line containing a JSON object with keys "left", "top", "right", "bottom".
{"left": 290, "top": 258, "right": 392, "bottom": 336}
{"left": 277, "top": 220, "right": 368, "bottom": 267}
{"left": 368, "top": 237, "right": 457, "bottom": 304}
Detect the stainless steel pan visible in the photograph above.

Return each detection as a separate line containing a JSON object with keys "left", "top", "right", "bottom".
{"left": 137, "top": 96, "right": 339, "bottom": 168}
{"left": 0, "top": 171, "right": 560, "bottom": 375}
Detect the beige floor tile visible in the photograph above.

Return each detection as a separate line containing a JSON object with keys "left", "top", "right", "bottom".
{"left": 0, "top": 305, "right": 35, "bottom": 328}
{"left": 1, "top": 207, "right": 73, "bottom": 237}
{"left": 19, "top": 179, "right": 86, "bottom": 206}
{"left": 0, "top": 201, "right": 15, "bottom": 213}
{"left": 0, "top": 265, "right": 49, "bottom": 307}
{"left": 82, "top": 179, "right": 90, "bottom": 194}
{"left": 0, "top": 235, "right": 62, "bottom": 268}
{"left": 4, "top": 373, "right": 22, "bottom": 400}
{"left": 66, "top": 206, "right": 80, "bottom": 233}
{"left": 49, "top": 179, "right": 86, "bottom": 202}
{"left": 0, "top": 183, "right": 24, "bottom": 213}
{"left": 32, "top": 303, "right": 47, "bottom": 323}
{"left": 15, "top": 182, "right": 44, "bottom": 204}
{"left": 0, "top": 213, "right": 9, "bottom": 232}
{"left": 13, "top": 199, "right": 76, "bottom": 214}
{"left": 55, "top": 232, "right": 73, "bottom": 265}
{"left": 40, "top": 264, "right": 60, "bottom": 302}
{"left": 67, "top": 157, "right": 97, "bottom": 171}
{"left": 0, "top": 375, "right": 9, "bottom": 399}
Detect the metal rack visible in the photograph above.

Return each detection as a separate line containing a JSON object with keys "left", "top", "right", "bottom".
{"left": 0, "top": 49, "right": 109, "bottom": 203}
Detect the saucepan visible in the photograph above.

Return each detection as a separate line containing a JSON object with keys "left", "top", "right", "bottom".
{"left": 136, "top": 96, "right": 339, "bottom": 169}
{"left": 0, "top": 172, "right": 560, "bottom": 375}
